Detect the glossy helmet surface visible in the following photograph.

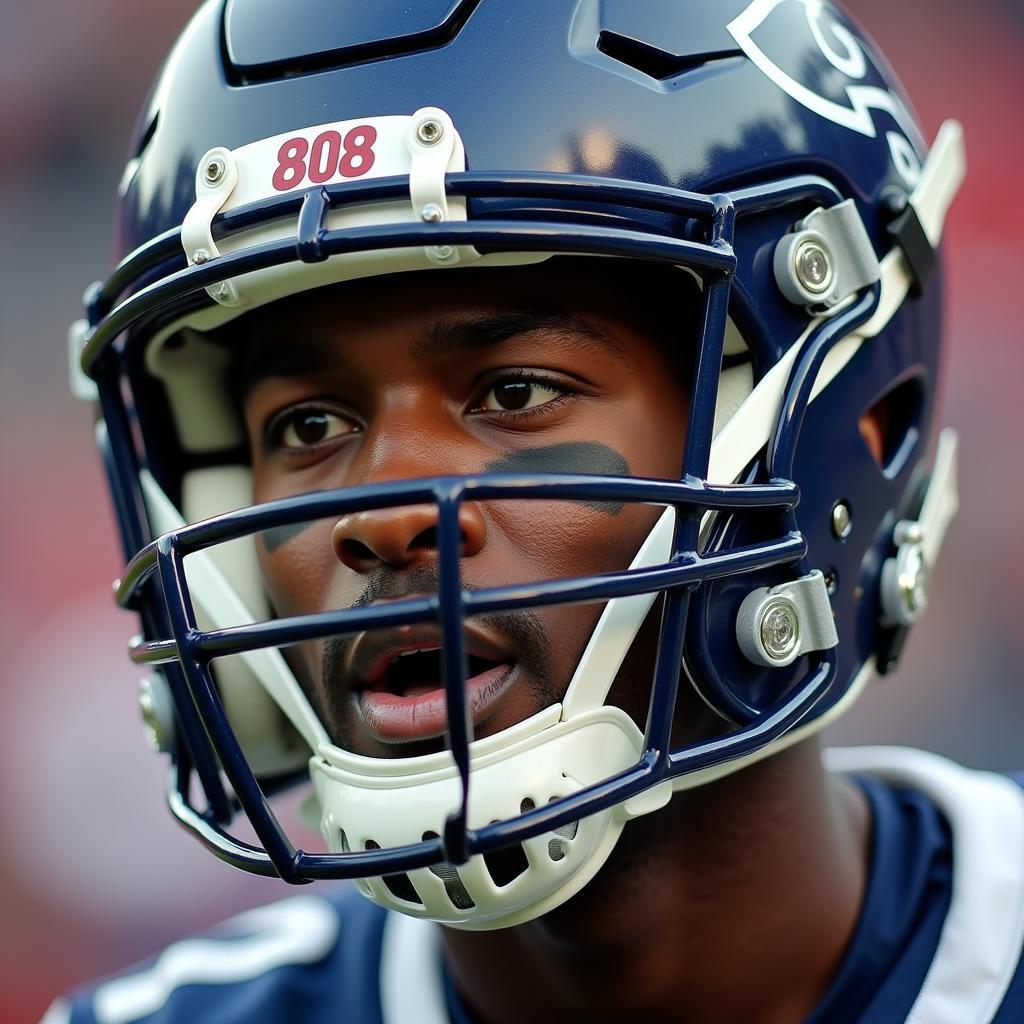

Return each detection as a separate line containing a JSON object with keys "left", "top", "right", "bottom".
{"left": 73, "top": 0, "right": 964, "bottom": 928}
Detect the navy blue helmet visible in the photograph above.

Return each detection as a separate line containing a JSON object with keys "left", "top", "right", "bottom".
{"left": 72, "top": 0, "right": 964, "bottom": 927}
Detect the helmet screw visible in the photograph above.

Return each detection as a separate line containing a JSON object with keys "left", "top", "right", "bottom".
{"left": 430, "top": 244, "right": 455, "bottom": 261}
{"left": 416, "top": 119, "right": 444, "bottom": 145}
{"left": 421, "top": 203, "right": 444, "bottom": 223}
{"left": 192, "top": 248, "right": 210, "bottom": 265}
{"left": 138, "top": 676, "right": 175, "bottom": 753}
{"left": 794, "top": 238, "right": 834, "bottom": 295}
{"left": 203, "top": 155, "right": 227, "bottom": 186}
{"left": 898, "top": 546, "right": 929, "bottom": 617}
{"left": 831, "top": 501, "right": 853, "bottom": 540}
{"left": 759, "top": 600, "right": 800, "bottom": 663}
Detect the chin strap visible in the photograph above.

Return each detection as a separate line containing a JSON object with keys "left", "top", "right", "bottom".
{"left": 880, "top": 428, "right": 959, "bottom": 628}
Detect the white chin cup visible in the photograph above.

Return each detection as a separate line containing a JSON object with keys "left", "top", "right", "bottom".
{"left": 311, "top": 704, "right": 673, "bottom": 930}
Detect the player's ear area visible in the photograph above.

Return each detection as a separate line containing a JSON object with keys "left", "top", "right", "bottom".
{"left": 858, "top": 375, "right": 925, "bottom": 471}
{"left": 859, "top": 406, "right": 886, "bottom": 466}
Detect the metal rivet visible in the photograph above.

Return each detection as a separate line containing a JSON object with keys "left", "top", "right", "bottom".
{"left": 895, "top": 520, "right": 924, "bottom": 546}
{"left": 421, "top": 203, "right": 444, "bottom": 223}
{"left": 759, "top": 600, "right": 800, "bottom": 662}
{"left": 416, "top": 119, "right": 444, "bottom": 145}
{"left": 138, "top": 677, "right": 173, "bottom": 753}
{"left": 192, "top": 249, "right": 209, "bottom": 265}
{"left": 203, "top": 155, "right": 227, "bottom": 186}
{"left": 898, "top": 547, "right": 929, "bottom": 616}
{"left": 831, "top": 501, "right": 853, "bottom": 540}
{"left": 795, "top": 238, "right": 834, "bottom": 295}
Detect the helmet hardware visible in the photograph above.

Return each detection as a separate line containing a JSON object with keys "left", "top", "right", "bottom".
{"left": 759, "top": 600, "right": 801, "bottom": 663}
{"left": 203, "top": 155, "right": 227, "bottom": 187}
{"left": 736, "top": 571, "right": 839, "bottom": 669}
{"left": 416, "top": 118, "right": 444, "bottom": 145}
{"left": 774, "top": 200, "right": 880, "bottom": 310}
{"left": 138, "top": 675, "right": 176, "bottom": 754}
{"left": 794, "top": 239, "right": 834, "bottom": 295}
{"left": 831, "top": 501, "right": 853, "bottom": 540}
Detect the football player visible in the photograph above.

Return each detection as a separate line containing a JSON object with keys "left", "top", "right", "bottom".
{"left": 48, "top": 1, "right": 1024, "bottom": 1022}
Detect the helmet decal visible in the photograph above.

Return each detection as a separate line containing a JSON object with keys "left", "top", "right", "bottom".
{"left": 728, "top": 0, "right": 924, "bottom": 184}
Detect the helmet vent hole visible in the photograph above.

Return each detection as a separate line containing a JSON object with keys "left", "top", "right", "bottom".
{"left": 520, "top": 797, "right": 536, "bottom": 813}
{"left": 381, "top": 872, "right": 423, "bottom": 906}
{"left": 482, "top": 844, "right": 529, "bottom": 888}
{"left": 546, "top": 803, "right": 579, "bottom": 861}
{"left": 552, "top": 820, "right": 579, "bottom": 841}
{"left": 133, "top": 111, "right": 159, "bottom": 160}
{"left": 596, "top": 30, "right": 744, "bottom": 83}
{"left": 339, "top": 829, "right": 351, "bottom": 853}
{"left": 428, "top": 861, "right": 475, "bottom": 910}
{"left": 362, "top": 838, "right": 423, "bottom": 904}
{"left": 422, "top": 830, "right": 475, "bottom": 910}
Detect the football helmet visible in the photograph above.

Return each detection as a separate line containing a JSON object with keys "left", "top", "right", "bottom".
{"left": 72, "top": 0, "right": 964, "bottom": 928}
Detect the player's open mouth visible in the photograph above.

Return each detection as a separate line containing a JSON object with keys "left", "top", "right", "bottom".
{"left": 346, "top": 624, "right": 517, "bottom": 743}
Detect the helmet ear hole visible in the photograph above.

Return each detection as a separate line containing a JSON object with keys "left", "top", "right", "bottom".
{"left": 860, "top": 375, "right": 925, "bottom": 476}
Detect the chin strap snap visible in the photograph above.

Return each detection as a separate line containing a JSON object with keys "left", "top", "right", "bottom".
{"left": 880, "top": 428, "right": 959, "bottom": 629}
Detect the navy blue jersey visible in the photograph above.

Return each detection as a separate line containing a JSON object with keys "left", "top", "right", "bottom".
{"left": 44, "top": 749, "right": 1024, "bottom": 1024}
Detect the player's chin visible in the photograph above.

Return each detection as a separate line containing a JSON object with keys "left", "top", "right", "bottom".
{"left": 327, "top": 661, "right": 556, "bottom": 759}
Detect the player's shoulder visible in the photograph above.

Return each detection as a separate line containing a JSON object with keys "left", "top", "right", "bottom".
{"left": 42, "top": 887, "right": 388, "bottom": 1024}
{"left": 827, "top": 746, "right": 1024, "bottom": 1023}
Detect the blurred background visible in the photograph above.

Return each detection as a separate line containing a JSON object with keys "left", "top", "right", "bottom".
{"left": 1, "top": 2, "right": 1021, "bottom": 1020}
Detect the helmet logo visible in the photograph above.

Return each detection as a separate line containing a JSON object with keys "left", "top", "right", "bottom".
{"left": 728, "top": 0, "right": 923, "bottom": 185}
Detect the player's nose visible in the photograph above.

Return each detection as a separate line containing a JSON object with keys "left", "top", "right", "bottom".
{"left": 330, "top": 500, "right": 487, "bottom": 573}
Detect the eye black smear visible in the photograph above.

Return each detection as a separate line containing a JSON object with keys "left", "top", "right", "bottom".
{"left": 486, "top": 442, "right": 630, "bottom": 514}
{"left": 263, "top": 443, "right": 631, "bottom": 553}
{"left": 262, "top": 521, "right": 312, "bottom": 553}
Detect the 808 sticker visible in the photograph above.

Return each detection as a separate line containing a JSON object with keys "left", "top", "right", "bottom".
{"left": 271, "top": 125, "right": 378, "bottom": 191}
{"left": 214, "top": 114, "right": 432, "bottom": 213}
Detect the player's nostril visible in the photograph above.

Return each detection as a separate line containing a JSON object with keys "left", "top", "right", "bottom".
{"left": 337, "top": 537, "right": 376, "bottom": 570}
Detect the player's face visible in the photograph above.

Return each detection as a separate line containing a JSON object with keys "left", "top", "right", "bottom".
{"left": 237, "top": 265, "right": 691, "bottom": 757}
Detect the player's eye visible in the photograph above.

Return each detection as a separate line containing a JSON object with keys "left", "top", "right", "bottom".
{"left": 476, "top": 375, "right": 567, "bottom": 414}
{"left": 268, "top": 406, "right": 356, "bottom": 451}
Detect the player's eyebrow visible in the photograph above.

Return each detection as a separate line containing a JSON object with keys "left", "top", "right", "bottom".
{"left": 233, "top": 336, "right": 337, "bottom": 406}
{"left": 233, "top": 310, "right": 629, "bottom": 405}
{"left": 412, "top": 312, "right": 629, "bottom": 363}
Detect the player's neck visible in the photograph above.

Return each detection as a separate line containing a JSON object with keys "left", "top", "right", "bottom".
{"left": 441, "top": 736, "right": 870, "bottom": 1024}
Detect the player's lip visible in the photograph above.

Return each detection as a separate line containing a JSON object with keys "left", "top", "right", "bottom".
{"left": 344, "top": 621, "right": 517, "bottom": 744}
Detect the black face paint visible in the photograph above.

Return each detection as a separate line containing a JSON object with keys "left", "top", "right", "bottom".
{"left": 262, "top": 443, "right": 629, "bottom": 552}
{"left": 262, "top": 521, "right": 314, "bottom": 553}
{"left": 486, "top": 442, "right": 630, "bottom": 514}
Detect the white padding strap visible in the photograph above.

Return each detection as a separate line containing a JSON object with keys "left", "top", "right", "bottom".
{"left": 710, "top": 120, "right": 965, "bottom": 485}
{"left": 140, "top": 470, "right": 328, "bottom": 756}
